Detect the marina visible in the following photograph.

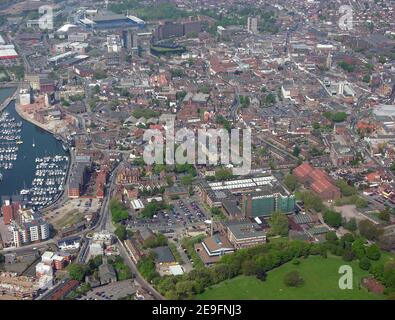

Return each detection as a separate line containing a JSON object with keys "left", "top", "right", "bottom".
{"left": 0, "top": 88, "right": 70, "bottom": 210}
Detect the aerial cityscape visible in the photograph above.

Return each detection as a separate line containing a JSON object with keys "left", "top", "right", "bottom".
{"left": 0, "top": 0, "right": 395, "bottom": 304}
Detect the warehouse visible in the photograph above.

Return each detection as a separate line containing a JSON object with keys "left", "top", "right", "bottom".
{"left": 0, "top": 45, "right": 18, "bottom": 59}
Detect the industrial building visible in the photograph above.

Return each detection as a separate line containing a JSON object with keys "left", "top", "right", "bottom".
{"left": 0, "top": 44, "right": 18, "bottom": 59}
{"left": 293, "top": 162, "right": 341, "bottom": 200}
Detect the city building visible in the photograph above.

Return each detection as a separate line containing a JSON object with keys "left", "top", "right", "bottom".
{"left": 195, "top": 234, "right": 234, "bottom": 266}
{"left": 98, "top": 257, "right": 117, "bottom": 285}
{"left": 106, "top": 35, "right": 122, "bottom": 53}
{"left": 242, "top": 186, "right": 295, "bottom": 218}
{"left": 247, "top": 17, "right": 258, "bottom": 33}
{"left": 19, "top": 84, "right": 33, "bottom": 106}
{"left": 1, "top": 201, "right": 21, "bottom": 225}
{"left": 152, "top": 246, "right": 177, "bottom": 266}
{"left": 122, "top": 30, "right": 138, "bottom": 50}
{"left": 68, "top": 155, "right": 92, "bottom": 198}
{"left": 223, "top": 220, "right": 267, "bottom": 249}
{"left": 9, "top": 208, "right": 49, "bottom": 247}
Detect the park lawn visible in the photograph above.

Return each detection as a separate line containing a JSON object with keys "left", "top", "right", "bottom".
{"left": 195, "top": 256, "right": 384, "bottom": 300}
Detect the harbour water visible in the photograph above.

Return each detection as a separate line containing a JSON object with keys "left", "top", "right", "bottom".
{"left": 0, "top": 88, "right": 69, "bottom": 208}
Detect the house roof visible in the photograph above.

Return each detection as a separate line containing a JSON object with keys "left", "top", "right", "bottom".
{"left": 152, "top": 246, "right": 176, "bottom": 264}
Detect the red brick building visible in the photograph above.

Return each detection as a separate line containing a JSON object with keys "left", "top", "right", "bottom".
{"left": 293, "top": 163, "right": 341, "bottom": 200}
{"left": 2, "top": 202, "right": 21, "bottom": 225}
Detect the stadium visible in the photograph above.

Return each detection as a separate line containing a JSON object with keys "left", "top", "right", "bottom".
{"left": 79, "top": 12, "right": 145, "bottom": 29}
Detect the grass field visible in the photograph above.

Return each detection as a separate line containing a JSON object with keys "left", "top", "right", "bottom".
{"left": 195, "top": 256, "right": 384, "bottom": 300}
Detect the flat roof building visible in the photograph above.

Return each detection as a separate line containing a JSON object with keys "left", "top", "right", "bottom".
{"left": 223, "top": 220, "right": 266, "bottom": 249}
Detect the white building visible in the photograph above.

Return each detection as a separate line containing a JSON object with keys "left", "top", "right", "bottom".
{"left": 11, "top": 210, "right": 50, "bottom": 247}
{"left": 36, "top": 262, "right": 53, "bottom": 277}
{"left": 19, "top": 86, "right": 32, "bottom": 106}
{"left": 38, "top": 275, "right": 54, "bottom": 290}
{"left": 247, "top": 17, "right": 258, "bottom": 34}
{"left": 107, "top": 35, "right": 122, "bottom": 53}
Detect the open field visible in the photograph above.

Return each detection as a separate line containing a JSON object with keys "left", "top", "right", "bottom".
{"left": 195, "top": 256, "right": 384, "bottom": 300}
{"left": 51, "top": 209, "right": 84, "bottom": 230}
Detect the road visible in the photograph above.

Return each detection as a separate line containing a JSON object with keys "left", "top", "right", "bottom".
{"left": 116, "top": 239, "right": 164, "bottom": 300}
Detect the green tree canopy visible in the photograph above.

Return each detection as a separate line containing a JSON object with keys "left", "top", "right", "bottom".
{"left": 115, "top": 225, "right": 127, "bottom": 241}
{"left": 110, "top": 199, "right": 129, "bottom": 223}
{"left": 284, "top": 270, "right": 304, "bottom": 287}
{"left": 269, "top": 212, "right": 289, "bottom": 236}
{"left": 366, "top": 244, "right": 381, "bottom": 261}
{"left": 358, "top": 220, "right": 382, "bottom": 241}
{"left": 67, "top": 264, "right": 87, "bottom": 281}
{"left": 323, "top": 210, "right": 342, "bottom": 228}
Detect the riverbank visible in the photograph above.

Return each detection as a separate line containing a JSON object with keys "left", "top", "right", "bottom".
{"left": 14, "top": 102, "right": 57, "bottom": 136}
{"left": 0, "top": 87, "right": 16, "bottom": 113}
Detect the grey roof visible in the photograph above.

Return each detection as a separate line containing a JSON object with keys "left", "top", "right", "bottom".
{"left": 92, "top": 13, "right": 128, "bottom": 22}
{"left": 152, "top": 246, "right": 176, "bottom": 264}
{"left": 139, "top": 227, "right": 154, "bottom": 241}
{"left": 222, "top": 200, "right": 241, "bottom": 217}
{"left": 99, "top": 262, "right": 117, "bottom": 281}
{"left": 224, "top": 220, "right": 266, "bottom": 240}
{"left": 293, "top": 213, "right": 313, "bottom": 224}
{"left": 308, "top": 226, "right": 330, "bottom": 235}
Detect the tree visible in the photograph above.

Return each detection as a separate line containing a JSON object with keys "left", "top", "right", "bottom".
{"left": 68, "top": 264, "right": 87, "bottom": 281}
{"left": 342, "top": 249, "right": 355, "bottom": 262}
{"left": 181, "top": 175, "right": 193, "bottom": 186}
{"left": 336, "top": 179, "right": 357, "bottom": 197}
{"left": 293, "top": 145, "right": 301, "bottom": 157}
{"left": 297, "top": 190, "right": 325, "bottom": 212}
{"left": 352, "top": 238, "right": 366, "bottom": 259}
{"left": 362, "top": 74, "right": 370, "bottom": 83}
{"left": 323, "top": 210, "right": 342, "bottom": 228}
{"left": 355, "top": 197, "right": 368, "bottom": 209}
{"left": 359, "top": 257, "right": 371, "bottom": 271}
{"left": 284, "top": 270, "right": 304, "bottom": 287}
{"left": 115, "top": 225, "right": 127, "bottom": 241}
{"left": 241, "top": 259, "right": 256, "bottom": 276}
{"left": 378, "top": 208, "right": 390, "bottom": 222}
{"left": 383, "top": 261, "right": 395, "bottom": 289}
{"left": 264, "top": 93, "right": 276, "bottom": 105}
{"left": 284, "top": 174, "right": 298, "bottom": 191}
{"left": 344, "top": 218, "right": 357, "bottom": 231}
{"left": 110, "top": 199, "right": 129, "bottom": 223}
{"left": 358, "top": 220, "right": 382, "bottom": 241}
{"left": 269, "top": 212, "right": 289, "bottom": 236}
{"left": 366, "top": 244, "right": 381, "bottom": 261}
{"left": 215, "top": 168, "right": 233, "bottom": 181}
{"left": 325, "top": 231, "right": 338, "bottom": 242}
{"left": 338, "top": 60, "right": 355, "bottom": 73}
